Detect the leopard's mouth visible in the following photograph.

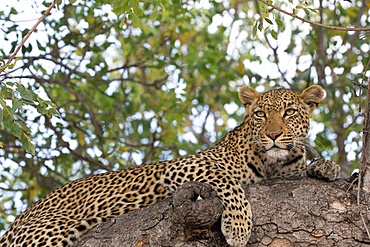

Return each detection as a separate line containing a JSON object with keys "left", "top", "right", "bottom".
{"left": 266, "top": 144, "right": 288, "bottom": 151}
{"left": 270, "top": 144, "right": 284, "bottom": 149}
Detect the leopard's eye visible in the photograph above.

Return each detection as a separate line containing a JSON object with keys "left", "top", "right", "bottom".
{"left": 284, "top": 108, "right": 297, "bottom": 116}
{"left": 254, "top": 111, "right": 266, "bottom": 118}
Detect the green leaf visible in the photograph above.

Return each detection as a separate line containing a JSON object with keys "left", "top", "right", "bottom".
{"left": 2, "top": 108, "right": 13, "bottom": 129}
{"left": 252, "top": 23, "right": 258, "bottom": 37}
{"left": 276, "top": 18, "right": 283, "bottom": 27}
{"left": 131, "top": 13, "right": 142, "bottom": 28}
{"left": 9, "top": 7, "right": 17, "bottom": 15}
{"left": 265, "top": 18, "right": 273, "bottom": 25}
{"left": 271, "top": 30, "right": 278, "bottom": 40}
{"left": 119, "top": 17, "right": 126, "bottom": 28}
{"left": 20, "top": 132, "right": 35, "bottom": 155}
{"left": 56, "top": 0, "right": 63, "bottom": 9}
{"left": 13, "top": 120, "right": 31, "bottom": 135}
{"left": 36, "top": 40, "right": 46, "bottom": 52}
{"left": 11, "top": 99, "right": 21, "bottom": 115}
{"left": 132, "top": 0, "right": 144, "bottom": 17}
{"left": 37, "top": 103, "right": 48, "bottom": 114}
{"left": 17, "top": 84, "right": 36, "bottom": 103}
{"left": 151, "top": 7, "right": 159, "bottom": 21}
{"left": 258, "top": 21, "right": 263, "bottom": 31}
{"left": 10, "top": 122, "right": 22, "bottom": 139}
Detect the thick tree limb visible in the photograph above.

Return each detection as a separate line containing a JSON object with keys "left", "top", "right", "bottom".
{"left": 76, "top": 182, "right": 227, "bottom": 246}
{"left": 247, "top": 177, "right": 369, "bottom": 246}
{"left": 76, "top": 177, "right": 370, "bottom": 246}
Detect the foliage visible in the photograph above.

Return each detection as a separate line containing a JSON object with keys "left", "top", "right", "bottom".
{"left": 0, "top": 79, "right": 58, "bottom": 154}
{"left": 0, "top": 0, "right": 369, "bottom": 233}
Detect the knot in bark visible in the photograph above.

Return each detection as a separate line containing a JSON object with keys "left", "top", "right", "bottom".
{"left": 172, "top": 181, "right": 223, "bottom": 228}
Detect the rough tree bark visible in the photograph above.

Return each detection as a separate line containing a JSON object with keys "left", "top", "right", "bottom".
{"left": 76, "top": 177, "right": 370, "bottom": 247}
{"left": 360, "top": 78, "right": 370, "bottom": 201}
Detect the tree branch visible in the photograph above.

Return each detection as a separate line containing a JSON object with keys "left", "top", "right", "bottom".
{"left": 0, "top": 0, "right": 57, "bottom": 74}
{"left": 263, "top": 33, "right": 291, "bottom": 86}
{"left": 257, "top": 0, "right": 370, "bottom": 32}
{"left": 75, "top": 178, "right": 370, "bottom": 246}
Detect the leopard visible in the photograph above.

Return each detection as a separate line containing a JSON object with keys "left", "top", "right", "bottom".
{"left": 0, "top": 85, "right": 340, "bottom": 247}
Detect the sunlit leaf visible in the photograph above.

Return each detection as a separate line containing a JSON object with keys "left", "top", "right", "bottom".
{"left": 276, "top": 18, "right": 283, "bottom": 27}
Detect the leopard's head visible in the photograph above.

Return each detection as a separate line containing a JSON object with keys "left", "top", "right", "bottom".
{"left": 238, "top": 85, "right": 324, "bottom": 162}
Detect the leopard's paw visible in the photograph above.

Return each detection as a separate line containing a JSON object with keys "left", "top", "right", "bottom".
{"left": 221, "top": 209, "right": 252, "bottom": 247}
{"left": 307, "top": 158, "right": 340, "bottom": 181}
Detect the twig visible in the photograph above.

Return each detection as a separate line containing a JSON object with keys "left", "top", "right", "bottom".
{"left": 0, "top": 0, "right": 57, "bottom": 74}
{"left": 257, "top": 0, "right": 370, "bottom": 32}
{"left": 263, "top": 32, "right": 291, "bottom": 86}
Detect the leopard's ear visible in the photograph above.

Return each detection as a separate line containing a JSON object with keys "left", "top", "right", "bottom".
{"left": 238, "top": 86, "right": 260, "bottom": 114}
{"left": 299, "top": 85, "right": 325, "bottom": 115}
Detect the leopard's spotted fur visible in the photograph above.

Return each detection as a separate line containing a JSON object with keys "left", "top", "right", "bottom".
{"left": 0, "top": 85, "right": 340, "bottom": 247}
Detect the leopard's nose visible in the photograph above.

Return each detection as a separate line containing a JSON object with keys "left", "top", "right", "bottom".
{"left": 266, "top": 132, "right": 282, "bottom": 141}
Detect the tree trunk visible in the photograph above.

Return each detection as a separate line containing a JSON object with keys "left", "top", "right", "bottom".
{"left": 360, "top": 78, "right": 370, "bottom": 201}
{"left": 76, "top": 178, "right": 369, "bottom": 246}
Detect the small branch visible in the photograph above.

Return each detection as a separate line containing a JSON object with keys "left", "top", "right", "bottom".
{"left": 0, "top": 0, "right": 58, "bottom": 74}
{"left": 263, "top": 33, "right": 291, "bottom": 86}
{"left": 257, "top": 0, "right": 370, "bottom": 32}
{"left": 0, "top": 186, "right": 27, "bottom": 192}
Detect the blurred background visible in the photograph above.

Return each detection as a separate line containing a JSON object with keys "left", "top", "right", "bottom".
{"left": 0, "top": 0, "right": 369, "bottom": 233}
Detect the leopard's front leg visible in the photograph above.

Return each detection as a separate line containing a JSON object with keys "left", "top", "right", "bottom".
{"left": 212, "top": 177, "right": 252, "bottom": 247}
{"left": 161, "top": 163, "right": 252, "bottom": 246}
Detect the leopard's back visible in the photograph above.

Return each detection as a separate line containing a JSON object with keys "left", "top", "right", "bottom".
{"left": 0, "top": 162, "right": 170, "bottom": 246}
